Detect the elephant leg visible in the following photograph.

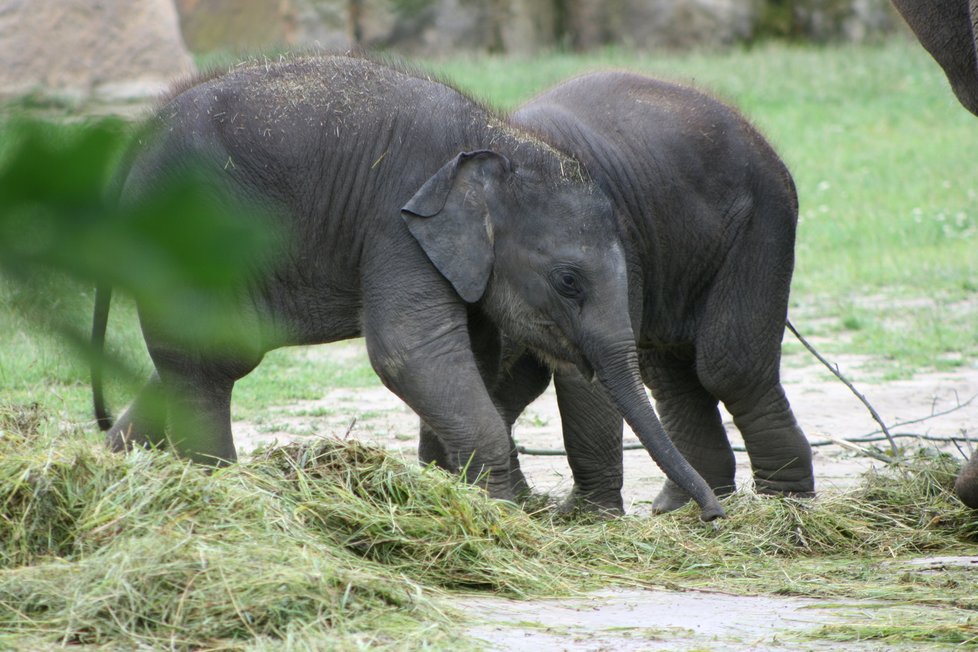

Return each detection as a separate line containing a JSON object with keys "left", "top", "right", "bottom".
{"left": 152, "top": 363, "right": 240, "bottom": 466}
{"left": 694, "top": 303, "right": 814, "bottom": 496}
{"left": 418, "top": 324, "right": 552, "bottom": 498}
{"left": 954, "top": 450, "right": 978, "bottom": 509}
{"left": 553, "top": 368, "right": 624, "bottom": 515}
{"left": 105, "top": 370, "right": 168, "bottom": 452}
{"left": 721, "top": 381, "right": 813, "bottom": 496}
{"left": 418, "top": 421, "right": 456, "bottom": 471}
{"left": 642, "top": 350, "right": 735, "bottom": 513}
{"left": 490, "top": 348, "right": 553, "bottom": 498}
{"left": 692, "top": 197, "right": 814, "bottom": 497}
{"left": 363, "top": 289, "right": 514, "bottom": 500}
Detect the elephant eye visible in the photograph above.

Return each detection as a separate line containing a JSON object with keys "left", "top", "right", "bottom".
{"left": 550, "top": 268, "right": 584, "bottom": 300}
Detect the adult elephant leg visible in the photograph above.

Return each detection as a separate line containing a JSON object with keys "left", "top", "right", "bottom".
{"left": 642, "top": 350, "right": 736, "bottom": 513}
{"left": 553, "top": 368, "right": 624, "bottom": 515}
{"left": 954, "top": 451, "right": 978, "bottom": 508}
{"left": 105, "top": 371, "right": 168, "bottom": 452}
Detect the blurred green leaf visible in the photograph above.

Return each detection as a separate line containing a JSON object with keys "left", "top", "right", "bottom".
{"left": 0, "top": 117, "right": 280, "bottom": 362}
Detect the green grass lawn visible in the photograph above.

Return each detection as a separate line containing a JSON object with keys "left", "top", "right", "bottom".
{"left": 434, "top": 39, "right": 978, "bottom": 375}
{"left": 2, "top": 37, "right": 976, "bottom": 427}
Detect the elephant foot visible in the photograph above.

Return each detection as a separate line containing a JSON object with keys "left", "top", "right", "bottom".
{"left": 507, "top": 465, "right": 531, "bottom": 499}
{"left": 650, "top": 480, "right": 691, "bottom": 513}
{"left": 557, "top": 485, "right": 624, "bottom": 518}
{"left": 105, "top": 419, "right": 165, "bottom": 453}
{"left": 753, "top": 474, "right": 816, "bottom": 498}
{"left": 481, "top": 469, "right": 519, "bottom": 503}
{"left": 651, "top": 478, "right": 734, "bottom": 514}
{"left": 953, "top": 453, "right": 978, "bottom": 509}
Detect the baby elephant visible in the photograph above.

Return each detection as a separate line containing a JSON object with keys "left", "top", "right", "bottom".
{"left": 503, "top": 71, "right": 814, "bottom": 514}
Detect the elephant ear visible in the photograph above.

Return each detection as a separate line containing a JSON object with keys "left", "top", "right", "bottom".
{"left": 401, "top": 150, "right": 511, "bottom": 303}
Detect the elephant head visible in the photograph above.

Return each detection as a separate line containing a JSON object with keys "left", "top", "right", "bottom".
{"left": 403, "top": 150, "right": 725, "bottom": 521}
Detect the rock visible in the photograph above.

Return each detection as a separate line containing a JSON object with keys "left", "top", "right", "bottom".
{"left": 620, "top": 0, "right": 758, "bottom": 50}
{"left": 0, "top": 0, "right": 195, "bottom": 103}
{"left": 175, "top": 0, "right": 299, "bottom": 54}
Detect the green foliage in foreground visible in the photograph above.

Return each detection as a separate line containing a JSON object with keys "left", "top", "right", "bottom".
{"left": 1, "top": 405, "right": 976, "bottom": 650}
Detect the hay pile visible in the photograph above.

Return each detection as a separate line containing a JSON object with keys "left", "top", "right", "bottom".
{"left": 1, "top": 403, "right": 975, "bottom": 649}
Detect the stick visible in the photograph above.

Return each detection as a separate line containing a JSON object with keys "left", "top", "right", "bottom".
{"left": 785, "top": 319, "right": 898, "bottom": 457}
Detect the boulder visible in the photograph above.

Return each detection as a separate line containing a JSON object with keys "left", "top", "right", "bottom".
{"left": 0, "top": 0, "right": 195, "bottom": 103}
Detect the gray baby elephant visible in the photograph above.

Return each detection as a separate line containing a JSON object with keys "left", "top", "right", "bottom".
{"left": 92, "top": 55, "right": 725, "bottom": 520}
{"left": 491, "top": 71, "right": 814, "bottom": 514}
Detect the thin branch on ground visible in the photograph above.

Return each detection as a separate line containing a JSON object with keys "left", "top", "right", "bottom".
{"left": 823, "top": 436, "right": 897, "bottom": 464}
{"left": 847, "top": 393, "right": 975, "bottom": 441}
{"left": 516, "top": 432, "right": 978, "bottom": 457}
{"left": 514, "top": 326, "right": 976, "bottom": 461}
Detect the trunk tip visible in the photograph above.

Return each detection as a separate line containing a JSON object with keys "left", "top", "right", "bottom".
{"left": 699, "top": 500, "right": 726, "bottom": 522}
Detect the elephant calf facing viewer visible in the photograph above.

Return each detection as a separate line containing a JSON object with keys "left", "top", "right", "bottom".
{"left": 477, "top": 71, "right": 815, "bottom": 514}
{"left": 92, "top": 55, "right": 725, "bottom": 520}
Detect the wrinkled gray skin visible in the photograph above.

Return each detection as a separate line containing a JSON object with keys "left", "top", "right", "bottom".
{"left": 463, "top": 71, "right": 814, "bottom": 515}
{"left": 892, "top": 0, "right": 978, "bottom": 118}
{"left": 892, "top": 0, "right": 978, "bottom": 509}
{"left": 92, "top": 56, "right": 725, "bottom": 520}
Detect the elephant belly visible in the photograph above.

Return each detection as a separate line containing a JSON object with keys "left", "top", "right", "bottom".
{"left": 263, "top": 282, "right": 364, "bottom": 347}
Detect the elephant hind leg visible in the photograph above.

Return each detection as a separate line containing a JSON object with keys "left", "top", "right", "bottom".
{"left": 722, "top": 382, "right": 814, "bottom": 496}
{"left": 155, "top": 362, "right": 242, "bottom": 466}
{"left": 695, "top": 326, "right": 813, "bottom": 496}
{"left": 693, "top": 191, "right": 814, "bottom": 498}
{"left": 642, "top": 351, "right": 735, "bottom": 513}
{"left": 105, "top": 371, "right": 168, "bottom": 452}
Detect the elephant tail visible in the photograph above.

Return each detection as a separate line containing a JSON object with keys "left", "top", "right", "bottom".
{"left": 92, "top": 281, "right": 114, "bottom": 431}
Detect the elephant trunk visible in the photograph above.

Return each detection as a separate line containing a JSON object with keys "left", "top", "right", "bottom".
{"left": 590, "top": 335, "right": 725, "bottom": 521}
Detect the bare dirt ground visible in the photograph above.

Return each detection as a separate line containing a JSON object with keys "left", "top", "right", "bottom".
{"left": 234, "top": 342, "right": 978, "bottom": 651}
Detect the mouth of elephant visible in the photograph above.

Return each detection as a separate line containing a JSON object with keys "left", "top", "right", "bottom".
{"left": 524, "top": 322, "right": 593, "bottom": 379}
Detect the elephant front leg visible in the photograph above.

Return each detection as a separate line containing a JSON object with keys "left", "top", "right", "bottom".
{"left": 418, "top": 421, "right": 458, "bottom": 472}
{"left": 489, "top": 349, "right": 553, "bottom": 499}
{"left": 553, "top": 368, "right": 625, "bottom": 516}
{"left": 420, "top": 418, "right": 530, "bottom": 498}
{"left": 416, "top": 332, "right": 550, "bottom": 499}
{"left": 641, "top": 351, "right": 736, "bottom": 513}
{"left": 365, "top": 306, "right": 515, "bottom": 500}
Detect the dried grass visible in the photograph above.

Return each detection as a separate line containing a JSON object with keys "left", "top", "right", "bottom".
{"left": 1, "top": 403, "right": 975, "bottom": 649}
